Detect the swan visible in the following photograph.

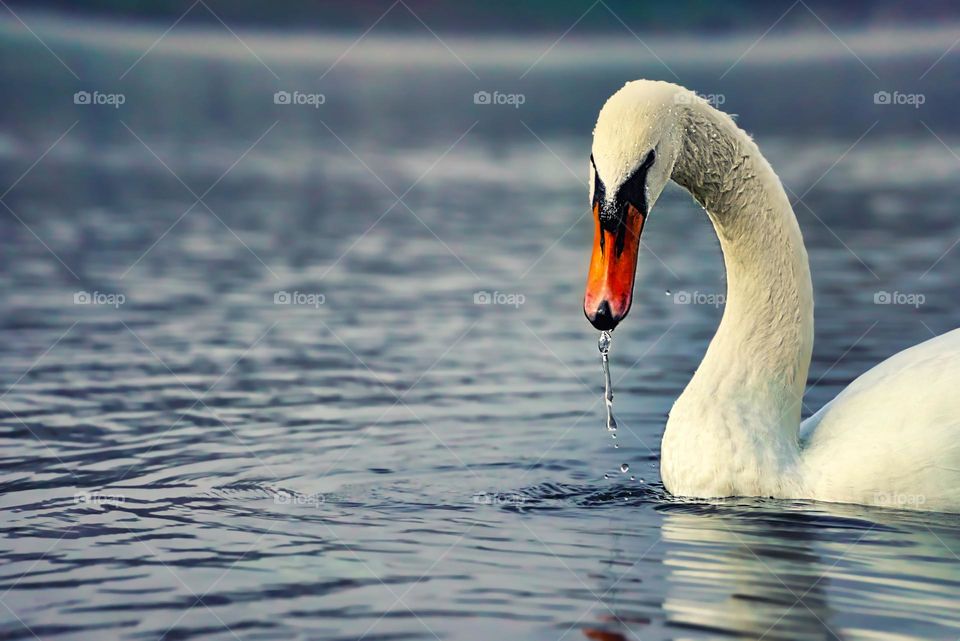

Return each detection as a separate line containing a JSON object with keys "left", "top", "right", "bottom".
{"left": 583, "top": 79, "right": 960, "bottom": 512}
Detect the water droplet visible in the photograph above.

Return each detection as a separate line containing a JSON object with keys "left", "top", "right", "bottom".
{"left": 603, "top": 473, "right": 610, "bottom": 479}
{"left": 599, "top": 332, "right": 618, "bottom": 435}
{"left": 598, "top": 332, "right": 623, "bottom": 462}
{"left": 620, "top": 463, "right": 629, "bottom": 473}
{"left": 665, "top": 289, "right": 672, "bottom": 296}
{"left": 630, "top": 476, "right": 636, "bottom": 481}
{"left": 639, "top": 478, "right": 645, "bottom": 484}
{"left": 598, "top": 330, "right": 612, "bottom": 354}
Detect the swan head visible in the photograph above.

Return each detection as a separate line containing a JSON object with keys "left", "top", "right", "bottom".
{"left": 584, "top": 80, "right": 686, "bottom": 330}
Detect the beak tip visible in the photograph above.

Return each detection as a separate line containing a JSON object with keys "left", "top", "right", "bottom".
{"left": 585, "top": 299, "right": 620, "bottom": 331}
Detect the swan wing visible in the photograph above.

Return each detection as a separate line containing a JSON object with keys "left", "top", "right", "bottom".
{"left": 799, "top": 328, "right": 960, "bottom": 511}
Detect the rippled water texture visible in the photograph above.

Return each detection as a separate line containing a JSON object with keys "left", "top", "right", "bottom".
{"left": 2, "top": 14, "right": 960, "bottom": 641}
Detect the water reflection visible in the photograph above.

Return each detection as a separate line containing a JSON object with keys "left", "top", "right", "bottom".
{"left": 578, "top": 501, "right": 960, "bottom": 640}
{"left": 659, "top": 507, "right": 835, "bottom": 640}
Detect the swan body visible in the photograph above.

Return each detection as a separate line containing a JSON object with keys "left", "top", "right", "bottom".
{"left": 589, "top": 80, "right": 960, "bottom": 511}
{"left": 800, "top": 330, "right": 960, "bottom": 511}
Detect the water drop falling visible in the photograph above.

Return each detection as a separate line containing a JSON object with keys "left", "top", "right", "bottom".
{"left": 598, "top": 331, "right": 611, "bottom": 354}
{"left": 604, "top": 473, "right": 610, "bottom": 480}
{"left": 598, "top": 331, "right": 618, "bottom": 433}
{"left": 598, "top": 333, "right": 628, "bottom": 470}
{"left": 630, "top": 476, "right": 636, "bottom": 481}
{"left": 665, "top": 289, "right": 672, "bottom": 296}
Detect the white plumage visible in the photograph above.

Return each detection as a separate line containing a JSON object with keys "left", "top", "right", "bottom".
{"left": 592, "top": 79, "right": 960, "bottom": 512}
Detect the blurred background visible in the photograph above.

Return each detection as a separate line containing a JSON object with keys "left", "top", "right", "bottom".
{"left": 2, "top": 2, "right": 960, "bottom": 640}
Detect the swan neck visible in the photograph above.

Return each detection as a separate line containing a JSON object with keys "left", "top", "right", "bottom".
{"left": 672, "top": 105, "right": 814, "bottom": 436}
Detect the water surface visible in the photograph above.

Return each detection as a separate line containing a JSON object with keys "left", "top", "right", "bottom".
{"left": 2, "top": 15, "right": 960, "bottom": 640}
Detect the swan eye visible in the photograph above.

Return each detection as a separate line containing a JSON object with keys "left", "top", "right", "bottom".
{"left": 618, "top": 149, "right": 656, "bottom": 212}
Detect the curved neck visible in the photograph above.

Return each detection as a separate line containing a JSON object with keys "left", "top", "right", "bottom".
{"left": 671, "top": 103, "right": 814, "bottom": 447}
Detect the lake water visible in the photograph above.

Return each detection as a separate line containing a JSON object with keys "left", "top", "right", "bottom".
{"left": 2, "top": 14, "right": 960, "bottom": 641}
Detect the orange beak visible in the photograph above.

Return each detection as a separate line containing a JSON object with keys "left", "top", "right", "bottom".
{"left": 583, "top": 201, "right": 645, "bottom": 330}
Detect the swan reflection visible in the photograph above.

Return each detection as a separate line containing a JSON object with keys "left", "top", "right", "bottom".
{"left": 581, "top": 501, "right": 960, "bottom": 640}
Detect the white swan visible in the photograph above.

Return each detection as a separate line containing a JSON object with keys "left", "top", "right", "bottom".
{"left": 583, "top": 79, "right": 960, "bottom": 512}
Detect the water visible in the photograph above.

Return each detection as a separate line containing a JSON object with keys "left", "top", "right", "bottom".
{"left": 3, "top": 13, "right": 960, "bottom": 641}
{"left": 598, "top": 330, "right": 617, "bottom": 434}
{"left": 598, "top": 330, "right": 626, "bottom": 467}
